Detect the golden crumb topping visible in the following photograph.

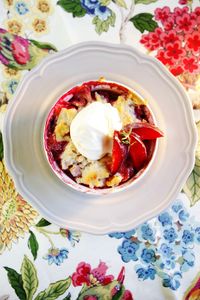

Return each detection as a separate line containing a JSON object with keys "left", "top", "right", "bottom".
{"left": 55, "top": 108, "right": 77, "bottom": 141}
{"left": 106, "top": 174, "right": 123, "bottom": 187}
{"left": 60, "top": 141, "right": 78, "bottom": 170}
{"left": 113, "top": 96, "right": 136, "bottom": 126}
{"left": 128, "top": 92, "right": 147, "bottom": 105}
{"left": 77, "top": 161, "right": 109, "bottom": 188}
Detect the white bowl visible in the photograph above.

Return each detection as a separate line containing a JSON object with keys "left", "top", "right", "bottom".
{"left": 3, "top": 42, "right": 197, "bottom": 234}
{"left": 43, "top": 80, "right": 158, "bottom": 195}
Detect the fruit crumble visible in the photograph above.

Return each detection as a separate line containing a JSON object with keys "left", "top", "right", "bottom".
{"left": 44, "top": 80, "right": 163, "bottom": 189}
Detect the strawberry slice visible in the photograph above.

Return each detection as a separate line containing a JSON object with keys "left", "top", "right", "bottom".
{"left": 129, "top": 133, "right": 147, "bottom": 170}
{"left": 111, "top": 131, "right": 128, "bottom": 174}
{"left": 132, "top": 122, "right": 163, "bottom": 140}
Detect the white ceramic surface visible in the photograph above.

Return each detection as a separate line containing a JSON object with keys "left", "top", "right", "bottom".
{"left": 3, "top": 42, "right": 197, "bottom": 234}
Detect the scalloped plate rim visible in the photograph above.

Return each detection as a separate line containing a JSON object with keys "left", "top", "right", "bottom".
{"left": 3, "top": 41, "right": 198, "bottom": 234}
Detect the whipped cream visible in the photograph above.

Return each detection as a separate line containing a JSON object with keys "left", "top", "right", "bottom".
{"left": 70, "top": 102, "right": 122, "bottom": 160}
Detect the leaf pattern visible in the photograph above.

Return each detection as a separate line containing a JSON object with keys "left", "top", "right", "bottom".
{"left": 112, "top": 0, "right": 127, "bottom": 9}
{"left": 135, "top": 0, "right": 158, "bottom": 4}
{"left": 130, "top": 13, "right": 158, "bottom": 33}
{"left": 34, "top": 278, "right": 71, "bottom": 300}
{"left": 183, "top": 122, "right": 200, "bottom": 206}
{"left": 35, "top": 218, "right": 51, "bottom": 227}
{"left": 4, "top": 267, "right": 26, "bottom": 300}
{"left": 0, "top": 132, "right": 3, "bottom": 160}
{"left": 28, "top": 231, "right": 39, "bottom": 260}
{"left": 57, "top": 0, "right": 87, "bottom": 17}
{"left": 21, "top": 256, "right": 38, "bottom": 300}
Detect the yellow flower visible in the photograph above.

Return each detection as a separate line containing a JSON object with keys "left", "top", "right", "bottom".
{"left": 36, "top": 0, "right": 53, "bottom": 14}
{"left": 5, "top": 17, "right": 23, "bottom": 35}
{"left": 0, "top": 161, "right": 38, "bottom": 252}
{"left": 3, "top": 66, "right": 21, "bottom": 80}
{"left": 3, "top": 0, "right": 13, "bottom": 6}
{"left": 31, "top": 17, "right": 48, "bottom": 35}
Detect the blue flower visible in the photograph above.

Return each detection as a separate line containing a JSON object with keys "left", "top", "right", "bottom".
{"left": 163, "top": 227, "right": 178, "bottom": 243}
{"left": 162, "top": 272, "right": 182, "bottom": 290}
{"left": 44, "top": 248, "right": 68, "bottom": 266}
{"left": 80, "top": 0, "right": 111, "bottom": 20}
{"left": 180, "top": 249, "right": 195, "bottom": 272}
{"left": 136, "top": 266, "right": 156, "bottom": 280}
{"left": 15, "top": 1, "right": 29, "bottom": 15}
{"left": 171, "top": 201, "right": 183, "bottom": 213}
{"left": 164, "top": 255, "right": 176, "bottom": 270}
{"left": 194, "top": 227, "right": 200, "bottom": 243}
{"left": 141, "top": 248, "right": 156, "bottom": 264}
{"left": 182, "top": 229, "right": 194, "bottom": 245}
{"left": 159, "top": 243, "right": 173, "bottom": 258}
{"left": 118, "top": 240, "right": 139, "bottom": 262}
{"left": 139, "top": 223, "right": 155, "bottom": 242}
{"left": 158, "top": 212, "right": 172, "bottom": 227}
{"left": 109, "top": 229, "right": 135, "bottom": 239}
{"left": 7, "top": 80, "right": 19, "bottom": 95}
{"left": 178, "top": 209, "right": 189, "bottom": 223}
{"left": 60, "top": 229, "right": 81, "bottom": 247}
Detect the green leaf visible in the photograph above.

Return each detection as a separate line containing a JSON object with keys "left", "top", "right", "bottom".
{"left": 34, "top": 278, "right": 71, "bottom": 300}
{"left": 21, "top": 256, "right": 38, "bottom": 300}
{"left": 62, "top": 293, "right": 71, "bottom": 300}
{"left": 35, "top": 218, "right": 51, "bottom": 227}
{"left": 100, "top": 0, "right": 111, "bottom": 5}
{"left": 183, "top": 122, "right": 200, "bottom": 206}
{"left": 112, "top": 0, "right": 127, "bottom": 8}
{"left": 57, "top": 0, "right": 86, "bottom": 17}
{"left": 29, "top": 40, "right": 57, "bottom": 52}
{"left": 4, "top": 267, "right": 26, "bottom": 300}
{"left": 130, "top": 13, "right": 158, "bottom": 33}
{"left": 0, "top": 132, "right": 3, "bottom": 160}
{"left": 28, "top": 231, "right": 39, "bottom": 260}
{"left": 94, "top": 11, "right": 116, "bottom": 34}
{"left": 135, "top": 0, "right": 158, "bottom": 4}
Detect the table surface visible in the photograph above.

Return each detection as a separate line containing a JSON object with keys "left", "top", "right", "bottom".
{"left": 0, "top": 0, "right": 200, "bottom": 299}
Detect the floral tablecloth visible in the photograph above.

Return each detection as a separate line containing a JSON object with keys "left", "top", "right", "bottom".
{"left": 0, "top": 0, "right": 200, "bottom": 299}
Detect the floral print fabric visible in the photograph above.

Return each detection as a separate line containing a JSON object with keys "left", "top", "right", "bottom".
{"left": 0, "top": 0, "right": 200, "bottom": 299}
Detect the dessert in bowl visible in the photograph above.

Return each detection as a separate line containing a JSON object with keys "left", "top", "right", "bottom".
{"left": 44, "top": 79, "right": 163, "bottom": 194}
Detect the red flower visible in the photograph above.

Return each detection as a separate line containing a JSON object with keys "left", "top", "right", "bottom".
{"left": 179, "top": 0, "right": 187, "bottom": 4}
{"left": 72, "top": 261, "right": 114, "bottom": 287}
{"left": 186, "top": 31, "right": 200, "bottom": 53}
{"left": 163, "top": 17, "right": 174, "bottom": 31}
{"left": 156, "top": 49, "right": 173, "bottom": 66}
{"left": 194, "top": 7, "right": 200, "bottom": 16}
{"left": 140, "top": 34, "right": 155, "bottom": 51}
{"left": 173, "top": 6, "right": 189, "bottom": 18}
{"left": 165, "top": 41, "right": 185, "bottom": 61}
{"left": 169, "top": 65, "right": 184, "bottom": 76}
{"left": 176, "top": 13, "right": 195, "bottom": 33}
{"left": 11, "top": 36, "right": 30, "bottom": 65}
{"left": 160, "top": 30, "right": 180, "bottom": 45}
{"left": 155, "top": 6, "right": 171, "bottom": 23}
{"left": 182, "top": 57, "right": 199, "bottom": 73}
{"left": 140, "top": 28, "right": 163, "bottom": 51}
{"left": 84, "top": 297, "right": 97, "bottom": 300}
{"left": 122, "top": 290, "right": 134, "bottom": 300}
{"left": 72, "top": 262, "right": 91, "bottom": 287}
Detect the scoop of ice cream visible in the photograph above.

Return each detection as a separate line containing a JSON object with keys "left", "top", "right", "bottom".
{"left": 70, "top": 102, "right": 122, "bottom": 160}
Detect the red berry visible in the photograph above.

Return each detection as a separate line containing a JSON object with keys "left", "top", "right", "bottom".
{"left": 111, "top": 131, "right": 128, "bottom": 174}
{"left": 131, "top": 122, "right": 163, "bottom": 140}
{"left": 129, "top": 133, "right": 147, "bottom": 170}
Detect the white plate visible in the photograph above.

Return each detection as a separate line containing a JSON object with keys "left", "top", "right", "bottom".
{"left": 3, "top": 42, "right": 197, "bottom": 234}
